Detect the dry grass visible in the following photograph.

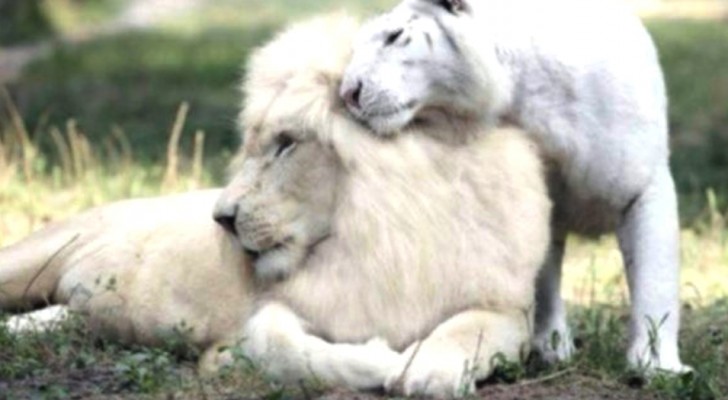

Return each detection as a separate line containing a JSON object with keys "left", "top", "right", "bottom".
{"left": 0, "top": 90, "right": 211, "bottom": 248}
{"left": 1, "top": 86, "right": 727, "bottom": 399}
{"left": 635, "top": 0, "right": 728, "bottom": 20}
{"left": 2, "top": 83, "right": 725, "bottom": 304}
{"left": 563, "top": 228, "right": 728, "bottom": 309}
{"left": 1, "top": 8, "right": 727, "bottom": 396}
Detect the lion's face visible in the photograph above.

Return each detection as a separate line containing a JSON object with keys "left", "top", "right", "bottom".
{"left": 340, "top": 0, "right": 476, "bottom": 134}
{"left": 213, "top": 125, "right": 340, "bottom": 281}
{"left": 212, "top": 13, "right": 366, "bottom": 281}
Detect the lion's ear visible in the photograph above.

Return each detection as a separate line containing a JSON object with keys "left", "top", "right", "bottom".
{"left": 437, "top": 0, "right": 469, "bottom": 14}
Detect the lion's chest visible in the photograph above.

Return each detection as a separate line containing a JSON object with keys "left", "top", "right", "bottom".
{"left": 278, "top": 272, "right": 458, "bottom": 350}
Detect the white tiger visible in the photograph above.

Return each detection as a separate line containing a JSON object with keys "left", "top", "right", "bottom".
{"left": 340, "top": 0, "right": 688, "bottom": 373}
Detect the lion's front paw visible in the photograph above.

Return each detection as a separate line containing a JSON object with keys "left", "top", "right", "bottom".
{"left": 385, "top": 342, "right": 475, "bottom": 398}
{"left": 198, "top": 344, "right": 235, "bottom": 376}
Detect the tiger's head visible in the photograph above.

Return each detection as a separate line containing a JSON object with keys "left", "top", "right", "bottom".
{"left": 340, "top": 0, "right": 511, "bottom": 135}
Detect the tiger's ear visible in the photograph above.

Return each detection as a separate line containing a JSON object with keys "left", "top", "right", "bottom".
{"left": 437, "top": 0, "right": 469, "bottom": 14}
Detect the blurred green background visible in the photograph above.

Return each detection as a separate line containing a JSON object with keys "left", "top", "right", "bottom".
{"left": 0, "top": 2, "right": 727, "bottom": 398}
{"left": 1, "top": 0, "right": 727, "bottom": 222}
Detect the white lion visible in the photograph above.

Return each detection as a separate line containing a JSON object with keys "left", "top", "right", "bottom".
{"left": 339, "top": 0, "right": 686, "bottom": 373}
{"left": 1, "top": 14, "right": 550, "bottom": 397}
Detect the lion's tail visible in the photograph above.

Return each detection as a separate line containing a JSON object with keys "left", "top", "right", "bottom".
{"left": 0, "top": 223, "right": 81, "bottom": 312}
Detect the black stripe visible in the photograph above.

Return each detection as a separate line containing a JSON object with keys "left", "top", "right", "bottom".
{"left": 433, "top": 16, "right": 460, "bottom": 54}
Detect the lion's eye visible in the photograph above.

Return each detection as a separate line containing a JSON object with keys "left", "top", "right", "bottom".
{"left": 274, "top": 133, "right": 297, "bottom": 157}
{"left": 384, "top": 29, "right": 404, "bottom": 46}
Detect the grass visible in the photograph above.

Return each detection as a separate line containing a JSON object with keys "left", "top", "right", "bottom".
{"left": 0, "top": 1, "right": 727, "bottom": 399}
{"left": 0, "top": 313, "right": 292, "bottom": 399}
{"left": 0, "top": 105, "right": 726, "bottom": 400}
{"left": 4, "top": 14, "right": 728, "bottom": 222}
{"left": 651, "top": 19, "right": 728, "bottom": 221}
{"left": 1, "top": 296, "right": 725, "bottom": 399}
{"left": 4, "top": 0, "right": 397, "bottom": 171}
{"left": 0, "top": 92, "right": 214, "bottom": 245}
{"left": 9, "top": 29, "right": 252, "bottom": 174}
{"left": 0, "top": 3, "right": 53, "bottom": 46}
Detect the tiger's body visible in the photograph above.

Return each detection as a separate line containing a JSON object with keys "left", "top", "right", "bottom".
{"left": 340, "top": 0, "right": 687, "bottom": 373}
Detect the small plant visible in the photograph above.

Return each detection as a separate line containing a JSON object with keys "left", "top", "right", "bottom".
{"left": 114, "top": 348, "right": 175, "bottom": 393}
{"left": 488, "top": 352, "right": 526, "bottom": 384}
{"left": 649, "top": 370, "right": 719, "bottom": 400}
{"left": 1, "top": 8, "right": 727, "bottom": 399}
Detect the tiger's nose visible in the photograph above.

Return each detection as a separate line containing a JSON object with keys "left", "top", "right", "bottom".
{"left": 213, "top": 204, "right": 238, "bottom": 236}
{"left": 342, "top": 80, "right": 363, "bottom": 109}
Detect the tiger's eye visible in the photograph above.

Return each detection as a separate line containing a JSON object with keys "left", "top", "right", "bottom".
{"left": 385, "top": 29, "right": 404, "bottom": 46}
{"left": 438, "top": 0, "right": 464, "bottom": 14}
{"left": 438, "top": 0, "right": 454, "bottom": 12}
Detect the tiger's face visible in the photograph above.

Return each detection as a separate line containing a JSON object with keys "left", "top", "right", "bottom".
{"left": 340, "top": 0, "right": 482, "bottom": 135}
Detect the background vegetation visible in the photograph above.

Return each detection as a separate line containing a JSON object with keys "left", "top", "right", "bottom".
{"left": 0, "top": 1, "right": 53, "bottom": 45}
{"left": 0, "top": 1, "right": 726, "bottom": 399}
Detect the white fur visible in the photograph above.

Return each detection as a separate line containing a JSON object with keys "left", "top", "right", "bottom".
{"left": 0, "top": 188, "right": 400, "bottom": 391}
{"left": 340, "top": 0, "right": 687, "bottom": 373}
{"left": 240, "top": 302, "right": 401, "bottom": 388}
{"left": 216, "top": 13, "right": 551, "bottom": 396}
{"left": 5, "top": 305, "right": 70, "bottom": 334}
{"left": 2, "top": 14, "right": 551, "bottom": 396}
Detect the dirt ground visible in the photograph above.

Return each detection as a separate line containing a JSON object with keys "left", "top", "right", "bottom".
{"left": 0, "top": 365, "right": 664, "bottom": 400}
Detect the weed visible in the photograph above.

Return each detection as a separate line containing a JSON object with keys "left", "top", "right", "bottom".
{"left": 114, "top": 348, "right": 175, "bottom": 393}
{"left": 0, "top": 3, "right": 726, "bottom": 399}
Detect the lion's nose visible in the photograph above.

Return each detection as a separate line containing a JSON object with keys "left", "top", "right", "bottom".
{"left": 342, "top": 80, "right": 363, "bottom": 109}
{"left": 213, "top": 205, "right": 238, "bottom": 236}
